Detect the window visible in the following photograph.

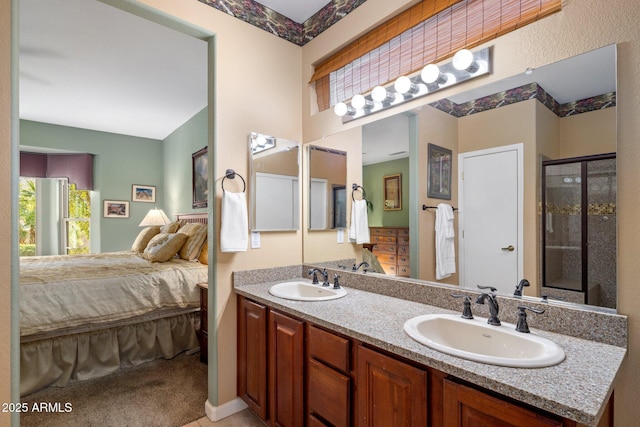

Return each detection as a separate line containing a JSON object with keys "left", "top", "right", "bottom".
{"left": 18, "top": 178, "right": 91, "bottom": 256}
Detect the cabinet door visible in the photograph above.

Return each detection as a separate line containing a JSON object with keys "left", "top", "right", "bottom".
{"left": 356, "top": 345, "right": 427, "bottom": 427}
{"left": 443, "top": 379, "right": 567, "bottom": 427}
{"left": 237, "top": 296, "right": 268, "bottom": 419}
{"left": 269, "top": 310, "right": 305, "bottom": 427}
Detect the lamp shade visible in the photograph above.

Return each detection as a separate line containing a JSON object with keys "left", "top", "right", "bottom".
{"left": 139, "top": 208, "right": 170, "bottom": 227}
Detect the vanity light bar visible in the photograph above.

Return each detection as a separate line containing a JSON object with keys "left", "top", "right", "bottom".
{"left": 335, "top": 47, "right": 491, "bottom": 123}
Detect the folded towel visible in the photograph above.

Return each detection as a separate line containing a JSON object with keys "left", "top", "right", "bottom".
{"left": 220, "top": 191, "right": 248, "bottom": 252}
{"left": 435, "top": 203, "right": 456, "bottom": 280}
{"left": 348, "top": 199, "right": 370, "bottom": 244}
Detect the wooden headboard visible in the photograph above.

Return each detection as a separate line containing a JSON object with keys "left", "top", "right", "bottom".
{"left": 176, "top": 212, "right": 208, "bottom": 224}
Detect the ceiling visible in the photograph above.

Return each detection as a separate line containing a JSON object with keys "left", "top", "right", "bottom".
{"left": 19, "top": 0, "right": 615, "bottom": 149}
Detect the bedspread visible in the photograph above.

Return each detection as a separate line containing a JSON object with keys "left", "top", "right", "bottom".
{"left": 20, "top": 251, "right": 208, "bottom": 336}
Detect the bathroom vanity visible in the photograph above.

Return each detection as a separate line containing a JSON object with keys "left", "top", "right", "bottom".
{"left": 234, "top": 266, "right": 626, "bottom": 427}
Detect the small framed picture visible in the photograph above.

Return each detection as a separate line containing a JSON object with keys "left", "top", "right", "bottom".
{"left": 192, "top": 147, "right": 208, "bottom": 209}
{"left": 132, "top": 184, "right": 156, "bottom": 203}
{"left": 427, "top": 143, "right": 452, "bottom": 200}
{"left": 383, "top": 174, "right": 402, "bottom": 211}
{"left": 103, "top": 200, "right": 130, "bottom": 218}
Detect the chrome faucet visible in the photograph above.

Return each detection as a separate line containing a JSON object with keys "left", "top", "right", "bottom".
{"left": 514, "top": 279, "right": 530, "bottom": 297}
{"left": 475, "top": 285, "right": 500, "bottom": 326}
{"left": 352, "top": 261, "right": 369, "bottom": 272}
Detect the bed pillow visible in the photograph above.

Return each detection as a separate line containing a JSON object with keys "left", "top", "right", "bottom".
{"left": 177, "top": 223, "right": 208, "bottom": 261}
{"left": 198, "top": 239, "right": 208, "bottom": 265}
{"left": 142, "top": 233, "right": 188, "bottom": 262}
{"left": 160, "top": 220, "right": 183, "bottom": 234}
{"left": 131, "top": 226, "right": 161, "bottom": 253}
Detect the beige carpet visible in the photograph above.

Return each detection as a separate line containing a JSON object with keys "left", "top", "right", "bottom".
{"left": 21, "top": 352, "right": 208, "bottom": 427}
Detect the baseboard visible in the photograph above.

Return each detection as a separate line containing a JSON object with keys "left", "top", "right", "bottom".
{"left": 204, "top": 397, "right": 248, "bottom": 421}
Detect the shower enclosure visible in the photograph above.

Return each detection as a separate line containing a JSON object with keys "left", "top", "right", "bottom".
{"left": 542, "top": 153, "right": 616, "bottom": 309}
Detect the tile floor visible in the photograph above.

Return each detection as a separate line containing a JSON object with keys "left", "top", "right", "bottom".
{"left": 183, "top": 409, "right": 267, "bottom": 427}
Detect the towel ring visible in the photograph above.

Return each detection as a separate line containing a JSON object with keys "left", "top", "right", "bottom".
{"left": 352, "top": 183, "right": 367, "bottom": 201}
{"left": 222, "top": 169, "right": 246, "bottom": 192}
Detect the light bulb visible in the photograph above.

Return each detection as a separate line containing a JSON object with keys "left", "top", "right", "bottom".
{"left": 371, "top": 86, "right": 389, "bottom": 102}
{"left": 334, "top": 102, "right": 348, "bottom": 116}
{"left": 394, "top": 76, "right": 418, "bottom": 94}
{"left": 421, "top": 64, "right": 447, "bottom": 85}
{"left": 351, "top": 94, "right": 368, "bottom": 109}
{"left": 452, "top": 49, "right": 479, "bottom": 73}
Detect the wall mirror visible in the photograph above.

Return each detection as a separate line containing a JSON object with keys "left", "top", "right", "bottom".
{"left": 308, "top": 145, "right": 347, "bottom": 230}
{"left": 249, "top": 132, "right": 300, "bottom": 231}
{"left": 308, "top": 44, "right": 617, "bottom": 312}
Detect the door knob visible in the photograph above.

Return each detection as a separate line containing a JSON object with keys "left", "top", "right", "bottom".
{"left": 501, "top": 245, "right": 515, "bottom": 252}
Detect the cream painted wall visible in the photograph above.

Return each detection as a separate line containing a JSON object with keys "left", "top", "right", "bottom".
{"left": 560, "top": 108, "right": 617, "bottom": 158}
{"left": 302, "top": 0, "right": 640, "bottom": 425}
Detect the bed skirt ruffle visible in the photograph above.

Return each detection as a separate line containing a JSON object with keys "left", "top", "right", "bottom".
{"left": 20, "top": 311, "right": 200, "bottom": 396}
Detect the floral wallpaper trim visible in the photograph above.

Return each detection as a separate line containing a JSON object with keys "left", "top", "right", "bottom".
{"left": 198, "top": 0, "right": 367, "bottom": 46}
{"left": 430, "top": 83, "right": 616, "bottom": 118}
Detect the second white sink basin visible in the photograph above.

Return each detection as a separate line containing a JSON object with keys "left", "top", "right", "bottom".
{"left": 404, "top": 314, "right": 565, "bottom": 368}
{"left": 269, "top": 281, "right": 347, "bottom": 301}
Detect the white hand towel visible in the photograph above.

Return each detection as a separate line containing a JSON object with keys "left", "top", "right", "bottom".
{"left": 435, "top": 203, "right": 456, "bottom": 280}
{"left": 348, "top": 199, "right": 370, "bottom": 244}
{"left": 220, "top": 191, "right": 248, "bottom": 252}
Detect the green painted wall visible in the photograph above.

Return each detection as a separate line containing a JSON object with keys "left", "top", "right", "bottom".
{"left": 162, "top": 107, "right": 208, "bottom": 217}
{"left": 20, "top": 120, "right": 164, "bottom": 252}
{"left": 363, "top": 157, "right": 410, "bottom": 227}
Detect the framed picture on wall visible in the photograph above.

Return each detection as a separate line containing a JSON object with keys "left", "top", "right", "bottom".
{"left": 383, "top": 174, "right": 402, "bottom": 211}
{"left": 131, "top": 184, "right": 156, "bottom": 203}
{"left": 192, "top": 147, "right": 208, "bottom": 208}
{"left": 103, "top": 200, "right": 130, "bottom": 218}
{"left": 427, "top": 143, "right": 452, "bottom": 200}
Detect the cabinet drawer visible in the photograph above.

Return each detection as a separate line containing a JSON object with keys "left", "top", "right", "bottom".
{"left": 397, "top": 265, "right": 410, "bottom": 277}
{"left": 370, "top": 227, "right": 397, "bottom": 236}
{"left": 397, "top": 235, "right": 410, "bottom": 245}
{"left": 308, "top": 325, "right": 350, "bottom": 372}
{"left": 371, "top": 235, "right": 397, "bottom": 244}
{"left": 307, "top": 358, "right": 351, "bottom": 427}
{"left": 381, "top": 263, "right": 397, "bottom": 275}
{"left": 375, "top": 253, "right": 397, "bottom": 264}
{"left": 397, "top": 245, "right": 409, "bottom": 255}
{"left": 374, "top": 243, "right": 397, "bottom": 254}
{"left": 397, "top": 255, "right": 410, "bottom": 266}
{"left": 398, "top": 228, "right": 410, "bottom": 237}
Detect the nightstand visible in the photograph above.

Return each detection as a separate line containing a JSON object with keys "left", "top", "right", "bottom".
{"left": 197, "top": 282, "right": 208, "bottom": 364}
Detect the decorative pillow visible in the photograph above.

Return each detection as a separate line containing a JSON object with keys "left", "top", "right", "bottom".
{"left": 198, "top": 239, "right": 208, "bottom": 265}
{"left": 131, "top": 226, "right": 161, "bottom": 253}
{"left": 142, "top": 233, "right": 188, "bottom": 262}
{"left": 160, "top": 220, "right": 183, "bottom": 234}
{"left": 178, "top": 223, "right": 208, "bottom": 261}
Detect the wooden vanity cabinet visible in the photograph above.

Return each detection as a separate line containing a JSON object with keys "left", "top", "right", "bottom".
{"left": 237, "top": 297, "right": 268, "bottom": 419}
{"left": 307, "top": 325, "right": 352, "bottom": 427}
{"left": 237, "top": 295, "right": 605, "bottom": 427}
{"left": 269, "top": 310, "right": 305, "bottom": 427}
{"left": 356, "top": 344, "right": 427, "bottom": 427}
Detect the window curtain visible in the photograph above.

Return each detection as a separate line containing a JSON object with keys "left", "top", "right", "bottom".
{"left": 20, "top": 152, "right": 94, "bottom": 190}
{"left": 311, "top": 0, "right": 562, "bottom": 111}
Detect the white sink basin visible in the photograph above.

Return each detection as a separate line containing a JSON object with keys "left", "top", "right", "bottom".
{"left": 269, "top": 281, "right": 347, "bottom": 301}
{"left": 404, "top": 314, "right": 565, "bottom": 368}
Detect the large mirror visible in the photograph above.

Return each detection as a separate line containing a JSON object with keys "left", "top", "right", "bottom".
{"left": 308, "top": 145, "right": 347, "bottom": 230}
{"left": 310, "top": 44, "right": 617, "bottom": 312}
{"left": 250, "top": 132, "right": 301, "bottom": 231}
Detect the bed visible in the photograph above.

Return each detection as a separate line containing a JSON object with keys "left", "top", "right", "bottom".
{"left": 20, "top": 213, "right": 209, "bottom": 396}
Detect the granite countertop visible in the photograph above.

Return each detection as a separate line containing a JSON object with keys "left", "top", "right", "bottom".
{"left": 235, "top": 279, "right": 627, "bottom": 427}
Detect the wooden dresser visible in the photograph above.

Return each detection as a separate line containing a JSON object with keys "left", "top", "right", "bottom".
{"left": 197, "top": 282, "right": 208, "bottom": 364}
{"left": 369, "top": 227, "right": 410, "bottom": 277}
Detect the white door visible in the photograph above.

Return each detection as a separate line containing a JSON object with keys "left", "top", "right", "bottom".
{"left": 309, "top": 178, "right": 328, "bottom": 230}
{"left": 458, "top": 144, "right": 523, "bottom": 294}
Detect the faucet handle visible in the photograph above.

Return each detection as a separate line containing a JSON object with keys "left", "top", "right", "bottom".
{"left": 308, "top": 268, "right": 319, "bottom": 284}
{"left": 451, "top": 293, "right": 473, "bottom": 319}
{"left": 333, "top": 273, "right": 341, "bottom": 289}
{"left": 477, "top": 284, "right": 497, "bottom": 293}
{"left": 515, "top": 305, "right": 545, "bottom": 333}
{"left": 322, "top": 269, "right": 330, "bottom": 287}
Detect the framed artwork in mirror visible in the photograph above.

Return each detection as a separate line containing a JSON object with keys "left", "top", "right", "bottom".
{"left": 383, "top": 174, "right": 402, "bottom": 210}
{"left": 192, "top": 147, "right": 208, "bottom": 208}
{"left": 427, "top": 143, "right": 452, "bottom": 200}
